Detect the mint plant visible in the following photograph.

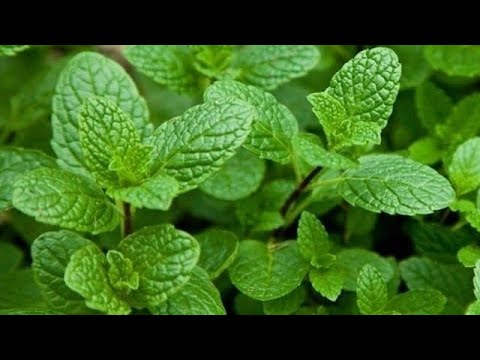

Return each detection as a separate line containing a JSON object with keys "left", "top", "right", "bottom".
{"left": 1, "top": 45, "right": 480, "bottom": 315}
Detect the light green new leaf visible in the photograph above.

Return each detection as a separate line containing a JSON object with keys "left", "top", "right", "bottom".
{"left": 196, "top": 228, "right": 239, "bottom": 279}
{"left": 387, "top": 45, "right": 431, "bottom": 89}
{"left": 263, "top": 286, "right": 306, "bottom": 315}
{"left": 190, "top": 45, "right": 233, "bottom": 79}
{"left": 0, "top": 147, "right": 56, "bottom": 211}
{"left": 338, "top": 154, "right": 455, "bottom": 215}
{"left": 458, "top": 245, "right": 480, "bottom": 268}
{"left": 117, "top": 225, "right": 200, "bottom": 308}
{"left": 356, "top": 264, "right": 388, "bottom": 315}
{"left": 474, "top": 261, "right": 480, "bottom": 300}
{"left": 106, "top": 250, "right": 139, "bottom": 294}
{"left": 31, "top": 231, "right": 94, "bottom": 314}
{"left": 0, "top": 45, "right": 29, "bottom": 56}
{"left": 199, "top": 149, "right": 265, "bottom": 201}
{"left": 0, "top": 243, "right": 23, "bottom": 273}
{"left": 466, "top": 300, "right": 480, "bottom": 315}
{"left": 65, "top": 245, "right": 131, "bottom": 315}
{"left": 12, "top": 168, "right": 120, "bottom": 234}
{"left": 292, "top": 133, "right": 357, "bottom": 170}
{"left": 124, "top": 45, "right": 199, "bottom": 94}
{"left": 297, "top": 211, "right": 330, "bottom": 265}
{"left": 150, "top": 267, "right": 225, "bottom": 315}
{"left": 407, "top": 137, "right": 442, "bottom": 165}
{"left": 79, "top": 96, "right": 152, "bottom": 187}
{"left": 309, "top": 267, "right": 345, "bottom": 301}
{"left": 107, "top": 172, "right": 178, "bottom": 211}
{"left": 336, "top": 248, "right": 394, "bottom": 291}
{"left": 52, "top": 52, "right": 152, "bottom": 176}
{"left": 449, "top": 137, "right": 480, "bottom": 195}
{"left": 0, "top": 270, "right": 47, "bottom": 309}
{"left": 151, "top": 99, "right": 254, "bottom": 192}
{"left": 229, "top": 240, "right": 309, "bottom": 301}
{"left": 204, "top": 80, "right": 298, "bottom": 164}
{"left": 386, "top": 289, "right": 446, "bottom": 315}
{"left": 424, "top": 45, "right": 480, "bottom": 77}
{"left": 236, "top": 45, "right": 319, "bottom": 90}
{"left": 415, "top": 81, "right": 453, "bottom": 132}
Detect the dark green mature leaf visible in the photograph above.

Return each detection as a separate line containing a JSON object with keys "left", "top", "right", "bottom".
{"left": 263, "top": 286, "right": 306, "bottom": 315}
{"left": 0, "top": 270, "right": 46, "bottom": 309}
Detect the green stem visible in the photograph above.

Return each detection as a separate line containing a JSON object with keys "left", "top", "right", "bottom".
{"left": 451, "top": 220, "right": 467, "bottom": 232}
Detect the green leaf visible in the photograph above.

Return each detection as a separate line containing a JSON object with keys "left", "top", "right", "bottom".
{"left": 0, "top": 242, "right": 23, "bottom": 273}
{"left": 297, "top": 211, "right": 330, "bottom": 265}
{"left": 190, "top": 45, "right": 233, "bottom": 79}
{"left": 0, "top": 308, "right": 63, "bottom": 315}
{"left": 400, "top": 257, "right": 474, "bottom": 314}
{"left": 338, "top": 154, "right": 455, "bottom": 215}
{"left": 356, "top": 264, "right": 388, "bottom": 315}
{"left": 309, "top": 267, "right": 345, "bottom": 301}
{"left": 465, "top": 210, "right": 480, "bottom": 233}
{"left": 387, "top": 45, "right": 431, "bottom": 89}
{"left": 474, "top": 261, "right": 480, "bottom": 300}
{"left": 415, "top": 81, "right": 453, "bottom": 132}
{"left": 78, "top": 96, "right": 152, "bottom": 187}
{"left": 0, "top": 270, "right": 47, "bottom": 309}
{"left": 345, "top": 207, "right": 378, "bottom": 240}
{"left": 229, "top": 240, "right": 309, "bottom": 301}
{"left": 150, "top": 99, "right": 254, "bottom": 192}
{"left": 64, "top": 244, "right": 131, "bottom": 315}
{"left": 124, "top": 45, "right": 200, "bottom": 94}
{"left": 458, "top": 245, "right": 480, "bottom": 268}
{"left": 449, "top": 137, "right": 480, "bottom": 195}
{"left": 199, "top": 149, "right": 265, "bottom": 201}
{"left": 336, "top": 248, "right": 395, "bottom": 291}
{"left": 117, "top": 225, "right": 200, "bottom": 308}
{"left": 12, "top": 168, "right": 120, "bottom": 234}
{"left": 466, "top": 300, "right": 480, "bottom": 315}
{"left": 0, "top": 45, "right": 29, "bottom": 56}
{"left": 204, "top": 80, "right": 298, "bottom": 164}
{"left": 424, "top": 45, "right": 480, "bottom": 77}
{"left": 386, "top": 290, "right": 446, "bottom": 315}
{"left": 263, "top": 286, "right": 306, "bottom": 315}
{"left": 0, "top": 147, "right": 56, "bottom": 211}
{"left": 31, "top": 231, "right": 94, "bottom": 314}
{"left": 292, "top": 133, "right": 357, "bottom": 170}
{"left": 407, "top": 137, "right": 442, "bottom": 165}
{"left": 196, "top": 229, "right": 239, "bottom": 279}
{"left": 236, "top": 45, "right": 319, "bottom": 90}
{"left": 107, "top": 172, "right": 178, "bottom": 211}
{"left": 106, "top": 250, "right": 139, "bottom": 294}
{"left": 149, "top": 267, "right": 225, "bottom": 315}
{"left": 52, "top": 52, "right": 152, "bottom": 176}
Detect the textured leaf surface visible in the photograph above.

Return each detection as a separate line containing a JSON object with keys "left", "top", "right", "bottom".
{"left": 309, "top": 267, "right": 344, "bottom": 301}
{"left": 263, "top": 286, "right": 305, "bottom": 315}
{"left": 424, "top": 45, "right": 480, "bottom": 77}
{"left": 151, "top": 99, "right": 254, "bottom": 192}
{"left": 196, "top": 229, "right": 239, "bottom": 279}
{"left": 199, "top": 149, "right": 265, "bottom": 201}
{"left": 229, "top": 240, "right": 309, "bottom": 301}
{"left": 0, "top": 242, "right": 23, "bottom": 273}
{"left": 356, "top": 264, "right": 388, "bottom": 315}
{"left": 106, "top": 251, "right": 139, "bottom": 293}
{"left": 449, "top": 137, "right": 480, "bottom": 195}
{"left": 12, "top": 168, "right": 120, "bottom": 234}
{"left": 386, "top": 290, "right": 446, "bottom": 315}
{"left": 150, "top": 267, "right": 225, "bottom": 315}
{"left": 236, "top": 45, "right": 319, "bottom": 90}
{"left": 0, "top": 147, "right": 56, "bottom": 211}
{"left": 466, "top": 300, "right": 480, "bottom": 315}
{"left": 458, "top": 245, "right": 480, "bottom": 268}
{"left": 52, "top": 52, "right": 152, "bottom": 175}
{"left": 204, "top": 80, "right": 298, "bottom": 164}
{"left": 338, "top": 154, "right": 455, "bottom": 215}
{"left": 117, "top": 225, "right": 200, "bottom": 307}
{"left": 297, "top": 211, "right": 330, "bottom": 265}
{"left": 31, "top": 231, "right": 93, "bottom": 314}
{"left": 64, "top": 245, "right": 131, "bottom": 315}
{"left": 474, "top": 261, "right": 480, "bottom": 300}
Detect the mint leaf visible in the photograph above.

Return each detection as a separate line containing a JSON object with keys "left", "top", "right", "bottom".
{"left": 292, "top": 133, "right": 357, "bottom": 170}
{"left": 236, "top": 45, "right": 319, "bottom": 90}
{"left": 0, "top": 243, "right": 23, "bottom": 273}
{"left": 0, "top": 270, "right": 46, "bottom": 309}
{"left": 0, "top": 308, "right": 63, "bottom": 315}
{"left": 124, "top": 45, "right": 200, "bottom": 94}
{"left": 336, "top": 249, "right": 394, "bottom": 291}
{"left": 64, "top": 244, "right": 131, "bottom": 315}
{"left": 309, "top": 267, "right": 345, "bottom": 301}
{"left": 117, "top": 225, "right": 200, "bottom": 307}
{"left": 190, "top": 45, "right": 233, "bottom": 79}
{"left": 12, "top": 168, "right": 120, "bottom": 234}
{"left": 448, "top": 137, "right": 480, "bottom": 195}
{"left": 229, "top": 240, "right": 309, "bottom": 301}
{"left": 424, "top": 45, "right": 480, "bottom": 77}
{"left": 204, "top": 80, "right": 298, "bottom": 164}
{"left": 150, "top": 267, "right": 225, "bottom": 315}
{"left": 386, "top": 290, "right": 446, "bottom": 315}
{"left": 31, "top": 231, "right": 93, "bottom": 314}
{"left": 407, "top": 137, "right": 442, "bottom": 165}
{"left": 297, "top": 211, "right": 330, "bottom": 265}
{"left": 107, "top": 172, "right": 178, "bottom": 211}
{"left": 466, "top": 300, "right": 480, "bottom": 315}
{"left": 199, "top": 149, "right": 265, "bottom": 201}
{"left": 0, "top": 45, "right": 29, "bottom": 56}
{"left": 106, "top": 251, "right": 139, "bottom": 294}
{"left": 0, "top": 147, "right": 56, "bottom": 211}
{"left": 415, "top": 81, "right": 453, "bottom": 132}
{"left": 458, "top": 245, "right": 480, "bottom": 268}
{"left": 52, "top": 52, "right": 152, "bottom": 176}
{"left": 338, "top": 154, "right": 455, "bottom": 215}
{"left": 263, "top": 286, "right": 306, "bottom": 315}
{"left": 474, "top": 261, "right": 480, "bottom": 300}
{"left": 78, "top": 96, "right": 152, "bottom": 187}
{"left": 150, "top": 99, "right": 254, "bottom": 192}
{"left": 387, "top": 45, "right": 431, "bottom": 89}
{"left": 356, "top": 264, "right": 388, "bottom": 315}
{"left": 196, "top": 228, "right": 239, "bottom": 279}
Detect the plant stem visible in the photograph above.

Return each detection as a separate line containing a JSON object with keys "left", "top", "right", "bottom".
{"left": 281, "top": 166, "right": 322, "bottom": 216}
{"left": 122, "top": 202, "right": 133, "bottom": 237}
